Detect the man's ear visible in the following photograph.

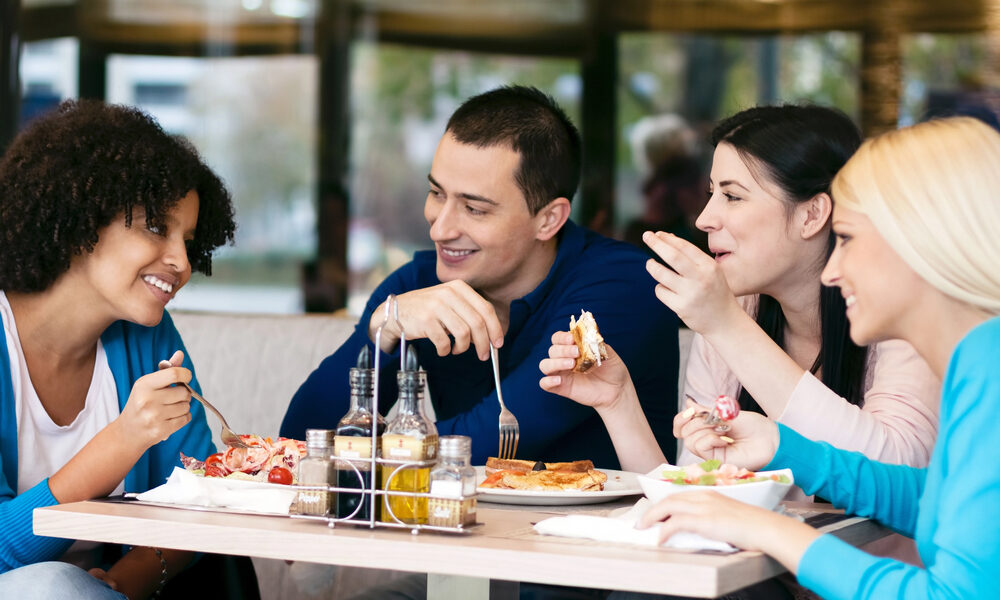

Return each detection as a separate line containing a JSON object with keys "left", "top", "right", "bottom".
{"left": 799, "top": 192, "right": 832, "bottom": 240}
{"left": 535, "top": 197, "right": 572, "bottom": 241}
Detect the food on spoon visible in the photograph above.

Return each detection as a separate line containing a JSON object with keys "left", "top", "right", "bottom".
{"left": 661, "top": 459, "right": 791, "bottom": 486}
{"left": 569, "top": 310, "right": 608, "bottom": 372}
{"left": 180, "top": 435, "right": 307, "bottom": 484}
{"left": 480, "top": 457, "right": 606, "bottom": 491}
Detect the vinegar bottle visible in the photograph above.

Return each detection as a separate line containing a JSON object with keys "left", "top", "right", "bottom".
{"left": 334, "top": 346, "right": 385, "bottom": 520}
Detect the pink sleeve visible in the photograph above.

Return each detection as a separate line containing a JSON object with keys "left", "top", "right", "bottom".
{"left": 777, "top": 339, "right": 939, "bottom": 467}
{"left": 677, "top": 333, "right": 741, "bottom": 466}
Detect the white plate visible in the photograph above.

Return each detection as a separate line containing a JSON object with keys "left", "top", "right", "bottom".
{"left": 474, "top": 466, "right": 642, "bottom": 506}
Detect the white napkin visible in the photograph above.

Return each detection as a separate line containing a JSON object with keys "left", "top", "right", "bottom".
{"left": 134, "top": 467, "right": 297, "bottom": 514}
{"left": 533, "top": 498, "right": 737, "bottom": 552}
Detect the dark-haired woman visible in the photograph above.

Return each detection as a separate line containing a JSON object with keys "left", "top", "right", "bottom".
{"left": 540, "top": 104, "right": 938, "bottom": 477}
{"left": 0, "top": 100, "right": 235, "bottom": 599}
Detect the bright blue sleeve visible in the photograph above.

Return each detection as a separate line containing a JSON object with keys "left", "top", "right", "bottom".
{"left": 0, "top": 480, "right": 72, "bottom": 572}
{"left": 792, "top": 319, "right": 1000, "bottom": 599}
{"left": 767, "top": 425, "right": 925, "bottom": 535}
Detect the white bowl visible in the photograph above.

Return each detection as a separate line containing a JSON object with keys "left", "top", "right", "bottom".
{"left": 637, "top": 463, "right": 794, "bottom": 510}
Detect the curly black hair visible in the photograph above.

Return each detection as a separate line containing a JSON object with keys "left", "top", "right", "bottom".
{"left": 0, "top": 99, "right": 236, "bottom": 293}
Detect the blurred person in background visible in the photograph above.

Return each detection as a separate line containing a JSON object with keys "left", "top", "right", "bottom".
{"left": 624, "top": 114, "right": 708, "bottom": 255}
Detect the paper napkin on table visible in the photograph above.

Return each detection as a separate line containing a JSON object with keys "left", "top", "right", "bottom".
{"left": 533, "top": 498, "right": 737, "bottom": 553}
{"left": 134, "top": 467, "right": 296, "bottom": 514}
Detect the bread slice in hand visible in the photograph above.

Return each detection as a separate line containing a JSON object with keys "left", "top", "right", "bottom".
{"left": 569, "top": 310, "right": 609, "bottom": 372}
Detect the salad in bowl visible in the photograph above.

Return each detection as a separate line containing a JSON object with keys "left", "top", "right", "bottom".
{"left": 637, "top": 459, "right": 793, "bottom": 510}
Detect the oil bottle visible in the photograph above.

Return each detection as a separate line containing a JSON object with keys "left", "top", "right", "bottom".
{"left": 380, "top": 347, "right": 437, "bottom": 524}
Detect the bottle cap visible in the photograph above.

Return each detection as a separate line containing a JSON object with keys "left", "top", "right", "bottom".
{"left": 397, "top": 347, "right": 424, "bottom": 394}
{"left": 438, "top": 435, "right": 471, "bottom": 458}
{"left": 350, "top": 346, "right": 374, "bottom": 392}
{"left": 305, "top": 428, "right": 335, "bottom": 448}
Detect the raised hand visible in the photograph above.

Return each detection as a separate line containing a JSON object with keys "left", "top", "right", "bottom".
{"left": 642, "top": 230, "right": 743, "bottom": 336}
{"left": 674, "top": 398, "right": 779, "bottom": 470}
{"left": 117, "top": 349, "right": 193, "bottom": 450}
{"left": 539, "top": 331, "right": 634, "bottom": 414}
{"left": 368, "top": 280, "right": 504, "bottom": 361}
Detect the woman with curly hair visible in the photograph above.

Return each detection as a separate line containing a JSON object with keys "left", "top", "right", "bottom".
{"left": 0, "top": 100, "right": 235, "bottom": 599}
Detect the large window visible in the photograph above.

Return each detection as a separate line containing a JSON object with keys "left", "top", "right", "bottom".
{"left": 616, "top": 33, "right": 861, "bottom": 236}
{"left": 14, "top": 3, "right": 999, "bottom": 316}
{"left": 106, "top": 54, "right": 318, "bottom": 313}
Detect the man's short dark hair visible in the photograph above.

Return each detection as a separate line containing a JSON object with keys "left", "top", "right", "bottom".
{"left": 445, "top": 85, "right": 581, "bottom": 214}
{"left": 0, "top": 99, "right": 236, "bottom": 293}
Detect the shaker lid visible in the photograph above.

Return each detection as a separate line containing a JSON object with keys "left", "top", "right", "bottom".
{"left": 438, "top": 435, "right": 471, "bottom": 457}
{"left": 305, "top": 428, "right": 335, "bottom": 447}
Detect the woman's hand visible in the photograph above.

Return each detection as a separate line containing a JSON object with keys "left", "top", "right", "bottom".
{"left": 87, "top": 568, "right": 120, "bottom": 592}
{"left": 642, "top": 231, "right": 743, "bottom": 337}
{"left": 116, "top": 350, "right": 193, "bottom": 451}
{"left": 539, "top": 331, "right": 634, "bottom": 414}
{"left": 637, "top": 491, "right": 821, "bottom": 574}
{"left": 674, "top": 399, "right": 779, "bottom": 470}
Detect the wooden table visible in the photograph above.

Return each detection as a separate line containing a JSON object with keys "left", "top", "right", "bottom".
{"left": 34, "top": 499, "right": 886, "bottom": 598}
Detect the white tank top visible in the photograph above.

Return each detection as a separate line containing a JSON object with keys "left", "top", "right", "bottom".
{"left": 1, "top": 291, "right": 123, "bottom": 557}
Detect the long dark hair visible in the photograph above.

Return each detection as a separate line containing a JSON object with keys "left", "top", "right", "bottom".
{"left": 711, "top": 105, "right": 868, "bottom": 411}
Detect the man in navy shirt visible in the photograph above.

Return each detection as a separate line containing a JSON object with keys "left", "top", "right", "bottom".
{"left": 281, "top": 86, "right": 679, "bottom": 467}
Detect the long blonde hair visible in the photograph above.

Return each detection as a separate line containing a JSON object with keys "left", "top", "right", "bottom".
{"left": 832, "top": 117, "right": 1000, "bottom": 315}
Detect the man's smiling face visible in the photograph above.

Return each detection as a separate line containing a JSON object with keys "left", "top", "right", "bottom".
{"left": 424, "top": 133, "right": 545, "bottom": 301}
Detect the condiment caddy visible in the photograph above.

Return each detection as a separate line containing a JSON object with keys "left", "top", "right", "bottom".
{"left": 290, "top": 295, "right": 481, "bottom": 534}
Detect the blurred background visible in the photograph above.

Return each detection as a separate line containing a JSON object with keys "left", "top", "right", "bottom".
{"left": 2, "top": 0, "right": 998, "bottom": 316}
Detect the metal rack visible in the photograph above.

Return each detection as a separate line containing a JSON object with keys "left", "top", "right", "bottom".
{"left": 289, "top": 294, "right": 481, "bottom": 534}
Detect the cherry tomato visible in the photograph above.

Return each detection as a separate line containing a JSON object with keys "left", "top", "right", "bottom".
{"left": 268, "top": 467, "right": 293, "bottom": 485}
{"left": 205, "top": 464, "right": 227, "bottom": 478}
{"left": 205, "top": 453, "right": 224, "bottom": 468}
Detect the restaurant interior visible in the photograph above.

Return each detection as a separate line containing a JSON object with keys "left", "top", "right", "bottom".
{"left": 4, "top": 0, "right": 998, "bottom": 317}
{"left": 2, "top": 1, "right": 1000, "bottom": 599}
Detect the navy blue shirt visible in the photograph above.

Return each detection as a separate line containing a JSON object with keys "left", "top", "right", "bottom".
{"left": 281, "top": 220, "right": 679, "bottom": 468}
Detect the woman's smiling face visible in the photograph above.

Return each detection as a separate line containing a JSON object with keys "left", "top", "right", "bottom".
{"left": 75, "top": 190, "right": 199, "bottom": 327}
{"left": 821, "top": 203, "right": 928, "bottom": 345}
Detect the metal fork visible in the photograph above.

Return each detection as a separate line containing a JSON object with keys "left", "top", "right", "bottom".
{"left": 489, "top": 345, "right": 519, "bottom": 459}
{"left": 158, "top": 360, "right": 248, "bottom": 449}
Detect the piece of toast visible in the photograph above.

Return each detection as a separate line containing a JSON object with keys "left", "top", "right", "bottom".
{"left": 569, "top": 310, "right": 608, "bottom": 372}
{"left": 483, "top": 469, "right": 608, "bottom": 491}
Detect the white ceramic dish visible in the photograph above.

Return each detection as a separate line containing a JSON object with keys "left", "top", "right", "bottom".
{"left": 474, "top": 466, "right": 642, "bottom": 506}
{"left": 637, "top": 463, "right": 793, "bottom": 510}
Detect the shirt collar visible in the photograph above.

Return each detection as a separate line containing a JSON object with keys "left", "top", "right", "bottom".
{"left": 515, "top": 219, "right": 584, "bottom": 313}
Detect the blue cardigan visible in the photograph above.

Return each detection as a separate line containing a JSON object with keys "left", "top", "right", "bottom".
{"left": 0, "top": 310, "right": 215, "bottom": 573}
{"left": 768, "top": 317, "right": 1000, "bottom": 599}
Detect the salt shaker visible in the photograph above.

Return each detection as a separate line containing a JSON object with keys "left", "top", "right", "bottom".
{"left": 427, "top": 435, "right": 477, "bottom": 528}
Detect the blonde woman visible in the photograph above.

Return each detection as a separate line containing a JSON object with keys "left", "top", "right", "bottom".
{"left": 649, "top": 117, "right": 1000, "bottom": 599}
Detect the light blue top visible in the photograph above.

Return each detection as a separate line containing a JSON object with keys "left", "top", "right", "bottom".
{"left": 0, "top": 309, "right": 215, "bottom": 573}
{"left": 767, "top": 316, "right": 1000, "bottom": 599}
